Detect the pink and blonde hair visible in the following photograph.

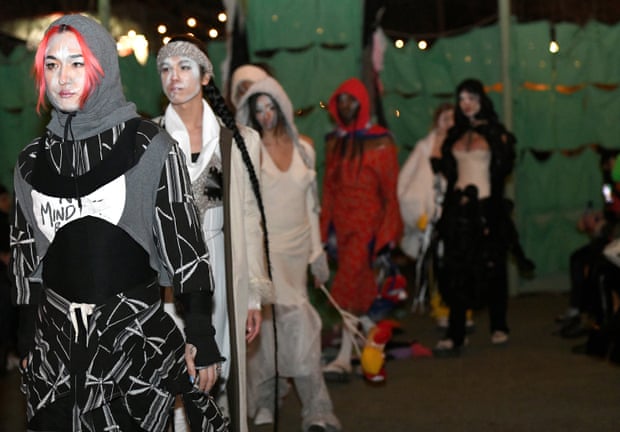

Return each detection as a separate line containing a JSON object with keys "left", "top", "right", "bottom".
{"left": 33, "top": 24, "right": 104, "bottom": 113}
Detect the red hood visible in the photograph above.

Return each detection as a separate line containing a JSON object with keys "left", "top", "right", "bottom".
{"left": 328, "top": 77, "right": 389, "bottom": 136}
{"left": 328, "top": 78, "right": 372, "bottom": 133}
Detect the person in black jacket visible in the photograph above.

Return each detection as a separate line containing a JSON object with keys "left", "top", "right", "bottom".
{"left": 10, "top": 15, "right": 225, "bottom": 431}
{"left": 433, "top": 78, "right": 533, "bottom": 357}
{"left": 555, "top": 150, "right": 620, "bottom": 338}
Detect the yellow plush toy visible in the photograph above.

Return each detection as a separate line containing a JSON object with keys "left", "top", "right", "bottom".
{"left": 360, "top": 320, "right": 399, "bottom": 382}
{"left": 416, "top": 212, "right": 429, "bottom": 231}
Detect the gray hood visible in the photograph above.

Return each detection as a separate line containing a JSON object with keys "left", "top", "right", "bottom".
{"left": 44, "top": 14, "right": 138, "bottom": 140}
{"left": 236, "top": 76, "right": 320, "bottom": 212}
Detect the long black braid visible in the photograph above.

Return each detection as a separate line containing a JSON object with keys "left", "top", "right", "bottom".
{"left": 164, "top": 34, "right": 278, "bottom": 431}
{"left": 204, "top": 80, "right": 272, "bottom": 279}
{"left": 205, "top": 79, "right": 282, "bottom": 432}
{"left": 163, "top": 33, "right": 272, "bottom": 278}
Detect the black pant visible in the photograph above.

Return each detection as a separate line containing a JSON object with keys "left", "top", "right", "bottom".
{"left": 29, "top": 397, "right": 146, "bottom": 432}
{"left": 28, "top": 308, "right": 146, "bottom": 432}
{"left": 445, "top": 260, "right": 509, "bottom": 346}
{"left": 569, "top": 237, "right": 608, "bottom": 312}
{"left": 438, "top": 195, "right": 510, "bottom": 346}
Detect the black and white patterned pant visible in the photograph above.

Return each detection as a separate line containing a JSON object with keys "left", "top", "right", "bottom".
{"left": 22, "top": 282, "right": 228, "bottom": 432}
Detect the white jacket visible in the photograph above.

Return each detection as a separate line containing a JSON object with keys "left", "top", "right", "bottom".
{"left": 397, "top": 129, "right": 446, "bottom": 259}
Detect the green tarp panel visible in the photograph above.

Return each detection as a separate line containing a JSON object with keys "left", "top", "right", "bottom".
{"left": 554, "top": 22, "right": 583, "bottom": 86}
{"left": 246, "top": 0, "right": 361, "bottom": 53}
{"left": 585, "top": 21, "right": 620, "bottom": 83}
{"left": 381, "top": 38, "right": 425, "bottom": 96}
{"left": 437, "top": 24, "right": 509, "bottom": 88}
{"left": 119, "top": 55, "right": 164, "bottom": 118}
{"left": 589, "top": 86, "right": 620, "bottom": 148}
{"left": 383, "top": 93, "right": 448, "bottom": 164}
{"left": 514, "top": 21, "right": 553, "bottom": 85}
{"left": 516, "top": 149, "right": 603, "bottom": 274}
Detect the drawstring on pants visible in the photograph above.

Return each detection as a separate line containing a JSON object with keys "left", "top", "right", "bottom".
{"left": 69, "top": 302, "right": 95, "bottom": 343}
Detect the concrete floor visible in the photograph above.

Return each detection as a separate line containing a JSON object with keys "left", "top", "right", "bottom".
{"left": 2, "top": 291, "right": 620, "bottom": 432}
{"left": 250, "top": 291, "right": 620, "bottom": 432}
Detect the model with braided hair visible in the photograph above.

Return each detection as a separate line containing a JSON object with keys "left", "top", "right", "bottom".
{"left": 202, "top": 81, "right": 272, "bottom": 272}
{"left": 156, "top": 35, "right": 272, "bottom": 432}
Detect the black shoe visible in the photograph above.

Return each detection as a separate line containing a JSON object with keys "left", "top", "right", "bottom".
{"left": 308, "top": 424, "right": 327, "bottom": 432}
{"left": 586, "top": 330, "right": 609, "bottom": 358}
{"left": 465, "top": 320, "right": 476, "bottom": 334}
{"left": 571, "top": 342, "right": 587, "bottom": 354}
{"left": 559, "top": 317, "right": 589, "bottom": 339}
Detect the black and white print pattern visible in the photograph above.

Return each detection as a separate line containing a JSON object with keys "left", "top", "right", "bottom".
{"left": 11, "top": 122, "right": 213, "bottom": 305}
{"left": 11, "top": 121, "right": 223, "bottom": 430}
{"left": 23, "top": 283, "right": 227, "bottom": 431}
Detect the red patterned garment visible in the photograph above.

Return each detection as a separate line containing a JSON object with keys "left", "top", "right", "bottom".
{"left": 320, "top": 78, "right": 403, "bottom": 314}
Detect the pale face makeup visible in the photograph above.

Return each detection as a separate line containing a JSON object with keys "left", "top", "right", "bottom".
{"left": 159, "top": 55, "right": 206, "bottom": 105}
{"left": 44, "top": 31, "right": 86, "bottom": 112}
{"left": 254, "top": 94, "right": 278, "bottom": 131}
{"left": 459, "top": 90, "right": 481, "bottom": 121}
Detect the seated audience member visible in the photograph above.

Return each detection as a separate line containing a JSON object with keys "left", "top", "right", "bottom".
{"left": 556, "top": 150, "right": 620, "bottom": 339}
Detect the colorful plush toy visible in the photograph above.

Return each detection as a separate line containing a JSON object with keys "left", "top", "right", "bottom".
{"left": 360, "top": 320, "right": 400, "bottom": 382}
{"left": 367, "top": 272, "right": 408, "bottom": 322}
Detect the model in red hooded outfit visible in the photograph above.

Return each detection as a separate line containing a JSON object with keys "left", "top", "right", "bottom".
{"left": 321, "top": 78, "right": 403, "bottom": 380}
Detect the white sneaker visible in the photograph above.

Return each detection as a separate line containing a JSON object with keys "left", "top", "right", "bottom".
{"left": 254, "top": 407, "right": 274, "bottom": 425}
{"left": 435, "top": 338, "right": 454, "bottom": 350}
{"left": 491, "top": 330, "right": 509, "bottom": 345}
{"left": 358, "top": 315, "right": 376, "bottom": 333}
{"left": 435, "top": 337, "right": 469, "bottom": 349}
{"left": 323, "top": 359, "right": 352, "bottom": 382}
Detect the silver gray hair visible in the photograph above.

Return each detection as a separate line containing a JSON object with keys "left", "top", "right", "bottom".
{"left": 157, "top": 41, "right": 214, "bottom": 77}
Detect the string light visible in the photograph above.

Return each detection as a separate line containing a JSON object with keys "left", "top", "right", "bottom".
{"left": 117, "top": 31, "right": 149, "bottom": 65}
{"left": 549, "top": 25, "right": 560, "bottom": 53}
{"left": 394, "top": 39, "right": 405, "bottom": 48}
{"left": 0, "top": 9, "right": 228, "bottom": 55}
{"left": 417, "top": 40, "right": 428, "bottom": 50}
{"left": 382, "top": 13, "right": 498, "bottom": 44}
{"left": 549, "top": 40, "right": 560, "bottom": 53}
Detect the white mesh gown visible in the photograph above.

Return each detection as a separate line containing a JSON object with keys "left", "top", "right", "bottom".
{"left": 246, "top": 139, "right": 340, "bottom": 431}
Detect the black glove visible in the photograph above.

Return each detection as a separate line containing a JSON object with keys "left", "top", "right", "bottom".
{"left": 512, "top": 245, "right": 535, "bottom": 276}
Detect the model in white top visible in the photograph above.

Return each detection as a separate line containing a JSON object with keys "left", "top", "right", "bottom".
{"left": 156, "top": 35, "right": 273, "bottom": 432}
{"left": 237, "top": 76, "right": 340, "bottom": 432}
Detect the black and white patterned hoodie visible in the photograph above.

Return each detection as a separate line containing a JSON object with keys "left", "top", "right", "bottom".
{"left": 10, "top": 14, "right": 220, "bottom": 367}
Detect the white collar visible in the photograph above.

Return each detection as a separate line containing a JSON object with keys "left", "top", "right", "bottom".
{"left": 164, "top": 99, "right": 220, "bottom": 182}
